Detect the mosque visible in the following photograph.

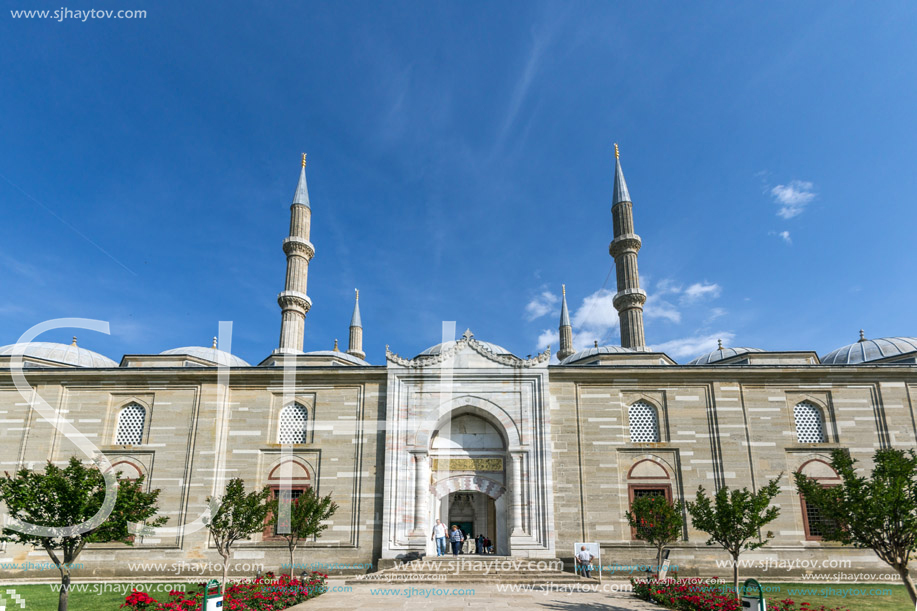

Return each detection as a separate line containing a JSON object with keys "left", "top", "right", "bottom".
{"left": 0, "top": 150, "right": 915, "bottom": 578}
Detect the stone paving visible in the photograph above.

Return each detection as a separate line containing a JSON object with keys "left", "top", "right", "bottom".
{"left": 290, "top": 578, "right": 661, "bottom": 610}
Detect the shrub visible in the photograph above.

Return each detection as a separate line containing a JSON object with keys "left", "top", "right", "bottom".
{"left": 630, "top": 578, "right": 850, "bottom": 611}
{"left": 121, "top": 572, "right": 328, "bottom": 611}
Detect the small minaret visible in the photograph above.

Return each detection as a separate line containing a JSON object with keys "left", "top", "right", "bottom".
{"left": 347, "top": 289, "right": 365, "bottom": 360}
{"left": 557, "top": 284, "right": 575, "bottom": 361}
{"left": 277, "top": 154, "right": 315, "bottom": 353}
{"left": 609, "top": 144, "right": 647, "bottom": 349}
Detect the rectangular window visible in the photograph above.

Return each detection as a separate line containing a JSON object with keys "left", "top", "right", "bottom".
{"left": 627, "top": 485, "right": 673, "bottom": 540}
{"left": 263, "top": 487, "right": 307, "bottom": 540}
{"left": 801, "top": 495, "right": 835, "bottom": 540}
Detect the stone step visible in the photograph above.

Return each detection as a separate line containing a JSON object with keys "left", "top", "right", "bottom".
{"left": 348, "top": 557, "right": 598, "bottom": 586}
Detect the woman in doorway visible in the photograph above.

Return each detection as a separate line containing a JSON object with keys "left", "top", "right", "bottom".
{"left": 475, "top": 534, "right": 484, "bottom": 554}
{"left": 449, "top": 525, "right": 464, "bottom": 557}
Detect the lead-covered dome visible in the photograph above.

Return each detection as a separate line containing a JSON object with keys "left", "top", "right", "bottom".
{"left": 820, "top": 336, "right": 917, "bottom": 365}
{"left": 560, "top": 344, "right": 637, "bottom": 365}
{"left": 688, "top": 347, "right": 764, "bottom": 365}
{"left": 0, "top": 341, "right": 117, "bottom": 367}
{"left": 160, "top": 346, "right": 250, "bottom": 367}
{"left": 417, "top": 340, "right": 512, "bottom": 358}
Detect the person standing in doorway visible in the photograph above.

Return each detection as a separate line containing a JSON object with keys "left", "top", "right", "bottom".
{"left": 475, "top": 534, "right": 484, "bottom": 554}
{"left": 449, "top": 525, "right": 464, "bottom": 557}
{"left": 431, "top": 519, "right": 447, "bottom": 556}
{"left": 576, "top": 545, "right": 595, "bottom": 579}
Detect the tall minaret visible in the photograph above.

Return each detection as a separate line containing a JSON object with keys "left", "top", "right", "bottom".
{"left": 609, "top": 144, "right": 647, "bottom": 349}
{"left": 347, "top": 289, "right": 365, "bottom": 360}
{"left": 277, "top": 154, "right": 315, "bottom": 353}
{"left": 557, "top": 284, "right": 575, "bottom": 361}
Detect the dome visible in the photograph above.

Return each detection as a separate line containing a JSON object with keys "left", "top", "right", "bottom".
{"left": 0, "top": 341, "right": 117, "bottom": 368}
{"left": 820, "top": 336, "right": 917, "bottom": 365}
{"left": 416, "top": 340, "right": 513, "bottom": 358}
{"left": 160, "top": 346, "right": 250, "bottom": 367}
{"left": 687, "top": 347, "right": 764, "bottom": 366}
{"left": 302, "top": 350, "right": 369, "bottom": 365}
{"left": 560, "top": 345, "right": 637, "bottom": 365}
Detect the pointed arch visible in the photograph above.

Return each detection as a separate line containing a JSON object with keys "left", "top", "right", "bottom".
{"left": 794, "top": 401, "right": 827, "bottom": 443}
{"left": 629, "top": 400, "right": 660, "bottom": 443}
{"left": 278, "top": 402, "right": 309, "bottom": 444}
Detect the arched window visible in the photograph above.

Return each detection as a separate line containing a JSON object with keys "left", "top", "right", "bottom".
{"left": 629, "top": 401, "right": 660, "bottom": 443}
{"left": 278, "top": 403, "right": 308, "bottom": 444}
{"left": 794, "top": 401, "right": 827, "bottom": 443}
{"left": 115, "top": 403, "right": 146, "bottom": 445}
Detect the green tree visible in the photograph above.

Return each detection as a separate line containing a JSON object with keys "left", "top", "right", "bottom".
{"left": 686, "top": 475, "right": 782, "bottom": 599}
{"left": 204, "top": 478, "right": 272, "bottom": 591}
{"left": 625, "top": 495, "right": 684, "bottom": 576}
{"left": 0, "top": 457, "right": 166, "bottom": 611}
{"left": 795, "top": 448, "right": 917, "bottom": 604}
{"left": 270, "top": 487, "right": 338, "bottom": 579}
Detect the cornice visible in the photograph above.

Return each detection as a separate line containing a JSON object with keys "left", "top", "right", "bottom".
{"left": 386, "top": 330, "right": 550, "bottom": 369}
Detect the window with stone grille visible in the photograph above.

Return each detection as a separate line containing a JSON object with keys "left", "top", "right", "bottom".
{"left": 629, "top": 401, "right": 660, "bottom": 443}
{"left": 801, "top": 494, "right": 837, "bottom": 539}
{"left": 115, "top": 403, "right": 146, "bottom": 445}
{"left": 278, "top": 403, "right": 308, "bottom": 444}
{"left": 794, "top": 401, "right": 827, "bottom": 443}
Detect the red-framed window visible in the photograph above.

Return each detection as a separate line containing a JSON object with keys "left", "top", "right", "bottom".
{"left": 262, "top": 486, "right": 309, "bottom": 540}
{"left": 627, "top": 484, "right": 673, "bottom": 540}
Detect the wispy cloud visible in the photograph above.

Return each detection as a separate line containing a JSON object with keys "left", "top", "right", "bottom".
{"left": 524, "top": 290, "right": 559, "bottom": 321}
{"left": 649, "top": 331, "right": 735, "bottom": 360}
{"left": 644, "top": 295, "right": 681, "bottom": 323}
{"left": 779, "top": 230, "right": 791, "bottom": 244}
{"left": 535, "top": 288, "right": 619, "bottom": 352}
{"left": 772, "top": 180, "right": 816, "bottom": 219}
{"left": 680, "top": 282, "right": 721, "bottom": 304}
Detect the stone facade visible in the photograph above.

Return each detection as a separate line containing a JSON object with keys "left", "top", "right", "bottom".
{"left": 0, "top": 157, "right": 915, "bottom": 581}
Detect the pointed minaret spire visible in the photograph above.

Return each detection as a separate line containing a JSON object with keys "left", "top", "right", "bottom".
{"left": 608, "top": 144, "right": 647, "bottom": 349}
{"left": 557, "top": 284, "right": 575, "bottom": 361}
{"left": 277, "top": 154, "right": 315, "bottom": 353}
{"left": 348, "top": 289, "right": 366, "bottom": 360}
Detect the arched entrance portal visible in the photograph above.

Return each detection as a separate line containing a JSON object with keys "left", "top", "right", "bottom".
{"left": 427, "top": 412, "right": 509, "bottom": 555}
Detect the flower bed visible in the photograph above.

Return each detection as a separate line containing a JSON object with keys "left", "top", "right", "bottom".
{"left": 122, "top": 572, "right": 328, "bottom": 611}
{"left": 631, "top": 578, "right": 850, "bottom": 611}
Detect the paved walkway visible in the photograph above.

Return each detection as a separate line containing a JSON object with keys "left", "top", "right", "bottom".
{"left": 291, "top": 578, "right": 660, "bottom": 610}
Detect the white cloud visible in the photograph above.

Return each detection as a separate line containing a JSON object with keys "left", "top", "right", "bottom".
{"left": 705, "top": 307, "right": 727, "bottom": 323}
{"left": 771, "top": 180, "right": 815, "bottom": 219}
{"left": 680, "top": 282, "right": 721, "bottom": 304}
{"left": 572, "top": 289, "right": 619, "bottom": 331}
{"left": 779, "top": 230, "right": 791, "bottom": 244}
{"left": 536, "top": 329, "right": 558, "bottom": 351}
{"left": 524, "top": 290, "right": 559, "bottom": 321}
{"left": 649, "top": 332, "right": 736, "bottom": 360}
{"left": 644, "top": 295, "right": 681, "bottom": 324}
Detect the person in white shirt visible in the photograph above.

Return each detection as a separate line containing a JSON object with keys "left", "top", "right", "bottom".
{"left": 576, "top": 545, "right": 595, "bottom": 578}
{"left": 430, "top": 519, "right": 448, "bottom": 556}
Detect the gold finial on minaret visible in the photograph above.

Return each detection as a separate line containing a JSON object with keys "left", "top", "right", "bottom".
{"left": 355, "top": 288, "right": 359, "bottom": 301}
{"left": 614, "top": 143, "right": 619, "bottom": 159}
{"left": 301, "top": 153, "right": 307, "bottom": 168}
{"left": 562, "top": 284, "right": 566, "bottom": 297}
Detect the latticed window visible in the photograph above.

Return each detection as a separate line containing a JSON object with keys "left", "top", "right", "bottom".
{"left": 629, "top": 401, "right": 660, "bottom": 443}
{"left": 115, "top": 403, "right": 146, "bottom": 445}
{"left": 278, "top": 403, "right": 308, "bottom": 444}
{"left": 794, "top": 402, "right": 827, "bottom": 443}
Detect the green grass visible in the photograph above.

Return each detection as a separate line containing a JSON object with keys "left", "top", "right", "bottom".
{"left": 760, "top": 582, "right": 911, "bottom": 611}
{"left": 4, "top": 581, "right": 204, "bottom": 610}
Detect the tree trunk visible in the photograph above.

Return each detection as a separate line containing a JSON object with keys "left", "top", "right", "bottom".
{"left": 656, "top": 546, "right": 663, "bottom": 578}
{"left": 221, "top": 551, "right": 230, "bottom": 594}
{"left": 895, "top": 564, "right": 917, "bottom": 605}
{"left": 732, "top": 554, "right": 740, "bottom": 601}
{"left": 58, "top": 568, "right": 70, "bottom": 611}
{"left": 289, "top": 543, "right": 295, "bottom": 581}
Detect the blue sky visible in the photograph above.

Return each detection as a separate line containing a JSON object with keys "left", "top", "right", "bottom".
{"left": 1, "top": 1, "right": 916, "bottom": 365}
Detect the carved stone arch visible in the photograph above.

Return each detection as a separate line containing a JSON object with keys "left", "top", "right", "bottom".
{"left": 431, "top": 474, "right": 506, "bottom": 500}
{"left": 114, "top": 400, "right": 149, "bottom": 446}
{"left": 416, "top": 395, "right": 521, "bottom": 450}
{"left": 627, "top": 457, "right": 671, "bottom": 480}
{"left": 107, "top": 456, "right": 145, "bottom": 480}
{"left": 797, "top": 458, "right": 841, "bottom": 481}
{"left": 266, "top": 456, "right": 314, "bottom": 485}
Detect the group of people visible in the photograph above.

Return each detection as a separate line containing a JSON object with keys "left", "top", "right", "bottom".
{"left": 431, "top": 519, "right": 495, "bottom": 556}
